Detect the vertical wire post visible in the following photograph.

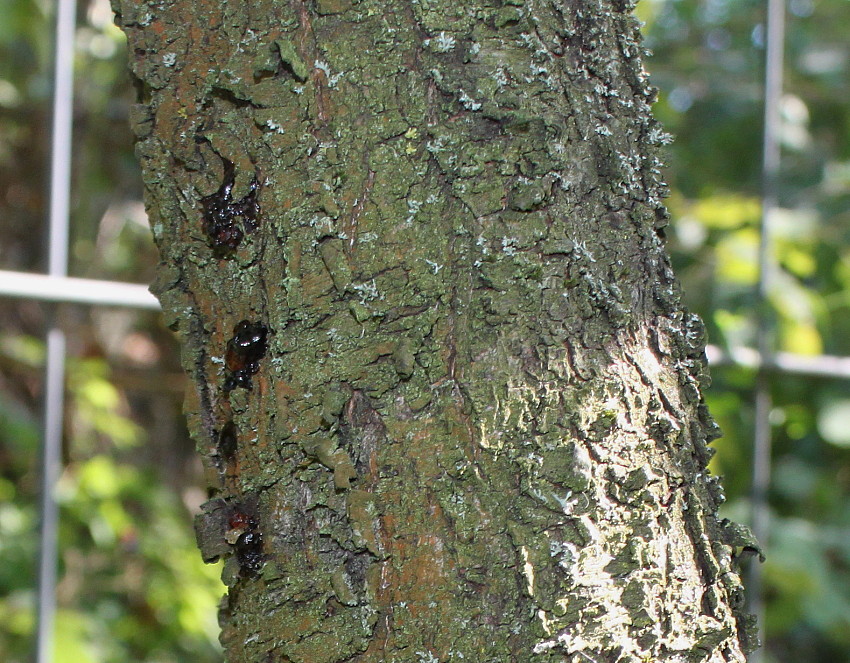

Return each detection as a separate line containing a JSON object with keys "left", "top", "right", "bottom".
{"left": 749, "top": 0, "right": 786, "bottom": 660}
{"left": 37, "top": 0, "right": 77, "bottom": 661}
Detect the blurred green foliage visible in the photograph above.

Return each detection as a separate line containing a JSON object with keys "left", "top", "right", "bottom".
{"left": 0, "top": 337, "right": 223, "bottom": 663}
{"left": 642, "top": 0, "right": 850, "bottom": 660}
{"left": 1, "top": 0, "right": 849, "bottom": 661}
{"left": 0, "top": 0, "right": 224, "bottom": 660}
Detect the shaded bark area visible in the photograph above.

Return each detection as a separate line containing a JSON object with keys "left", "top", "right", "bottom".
{"left": 116, "top": 0, "right": 757, "bottom": 660}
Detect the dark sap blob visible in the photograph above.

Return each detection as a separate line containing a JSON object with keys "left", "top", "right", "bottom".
{"left": 228, "top": 511, "right": 265, "bottom": 576}
{"left": 201, "top": 159, "right": 260, "bottom": 258}
{"left": 224, "top": 320, "right": 269, "bottom": 391}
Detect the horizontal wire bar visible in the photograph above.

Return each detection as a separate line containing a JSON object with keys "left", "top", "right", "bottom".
{"left": 3, "top": 269, "right": 850, "bottom": 379}
{"left": 706, "top": 344, "right": 850, "bottom": 379}
{"left": 0, "top": 270, "right": 160, "bottom": 310}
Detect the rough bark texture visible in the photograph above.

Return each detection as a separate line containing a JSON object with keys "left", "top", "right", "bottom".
{"left": 116, "top": 0, "right": 758, "bottom": 660}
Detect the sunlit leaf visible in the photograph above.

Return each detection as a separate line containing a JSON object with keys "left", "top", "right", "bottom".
{"left": 78, "top": 455, "right": 122, "bottom": 499}
{"left": 0, "top": 334, "right": 44, "bottom": 367}
{"left": 691, "top": 194, "right": 760, "bottom": 230}
{"left": 715, "top": 227, "right": 759, "bottom": 284}
{"left": 780, "top": 320, "right": 823, "bottom": 356}
{"left": 53, "top": 610, "right": 97, "bottom": 663}
{"left": 78, "top": 377, "right": 120, "bottom": 411}
{"left": 817, "top": 399, "right": 850, "bottom": 447}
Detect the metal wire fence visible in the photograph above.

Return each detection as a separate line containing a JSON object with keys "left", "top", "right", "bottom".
{"left": 1, "top": 0, "right": 839, "bottom": 661}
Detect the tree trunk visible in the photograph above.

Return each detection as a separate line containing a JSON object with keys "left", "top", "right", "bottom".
{"left": 116, "top": 0, "right": 758, "bottom": 660}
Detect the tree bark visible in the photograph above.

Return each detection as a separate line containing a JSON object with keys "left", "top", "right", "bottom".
{"left": 116, "top": 0, "right": 758, "bottom": 660}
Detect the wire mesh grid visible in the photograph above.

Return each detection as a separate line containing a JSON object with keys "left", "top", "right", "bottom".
{"left": 4, "top": 0, "right": 841, "bottom": 660}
